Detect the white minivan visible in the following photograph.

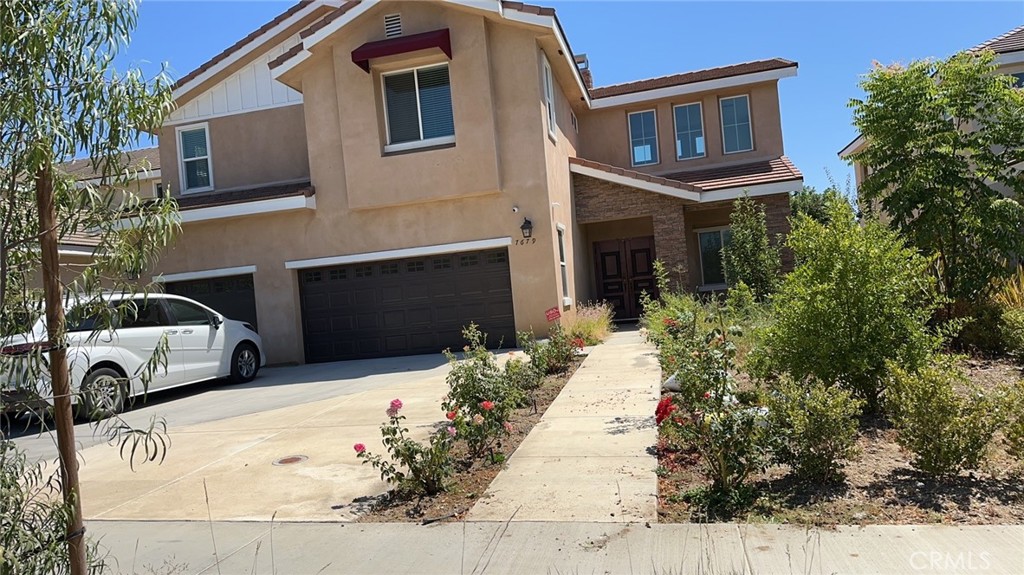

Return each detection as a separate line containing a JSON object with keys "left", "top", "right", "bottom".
{"left": 1, "top": 293, "right": 266, "bottom": 419}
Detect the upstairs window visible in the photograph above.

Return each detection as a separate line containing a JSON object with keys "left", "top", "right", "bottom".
{"left": 1012, "top": 72, "right": 1024, "bottom": 88}
{"left": 543, "top": 56, "right": 557, "bottom": 140}
{"left": 178, "top": 124, "right": 213, "bottom": 193}
{"left": 628, "top": 109, "right": 658, "bottom": 166}
{"left": 383, "top": 64, "right": 454, "bottom": 153}
{"left": 720, "top": 95, "right": 753, "bottom": 154}
{"left": 673, "top": 102, "right": 705, "bottom": 160}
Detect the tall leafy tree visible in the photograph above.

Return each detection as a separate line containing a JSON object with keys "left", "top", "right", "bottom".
{"left": 849, "top": 51, "right": 1024, "bottom": 304}
{"left": 722, "top": 195, "right": 781, "bottom": 301}
{"left": 791, "top": 185, "right": 847, "bottom": 224}
{"left": 1, "top": 1, "right": 177, "bottom": 572}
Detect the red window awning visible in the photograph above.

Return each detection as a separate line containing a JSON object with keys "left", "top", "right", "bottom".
{"left": 351, "top": 29, "right": 452, "bottom": 73}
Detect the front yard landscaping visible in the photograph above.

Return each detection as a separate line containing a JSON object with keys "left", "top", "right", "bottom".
{"left": 352, "top": 303, "right": 612, "bottom": 523}
{"left": 647, "top": 196, "right": 1024, "bottom": 526}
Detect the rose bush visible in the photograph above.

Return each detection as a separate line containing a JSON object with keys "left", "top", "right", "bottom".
{"left": 355, "top": 399, "right": 455, "bottom": 496}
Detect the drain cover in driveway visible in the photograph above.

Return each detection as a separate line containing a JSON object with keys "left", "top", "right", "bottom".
{"left": 273, "top": 455, "right": 308, "bottom": 466}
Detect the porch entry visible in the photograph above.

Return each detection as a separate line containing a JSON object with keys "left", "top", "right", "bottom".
{"left": 593, "top": 236, "right": 658, "bottom": 320}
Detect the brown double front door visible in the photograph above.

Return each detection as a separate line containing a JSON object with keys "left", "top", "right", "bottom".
{"left": 594, "top": 236, "right": 658, "bottom": 320}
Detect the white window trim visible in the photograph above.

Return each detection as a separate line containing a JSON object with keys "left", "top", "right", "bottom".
{"left": 154, "top": 265, "right": 257, "bottom": 284}
{"left": 152, "top": 180, "right": 163, "bottom": 198}
{"left": 695, "top": 225, "right": 731, "bottom": 287}
{"left": 571, "top": 111, "right": 578, "bottom": 134}
{"left": 672, "top": 101, "right": 706, "bottom": 161}
{"left": 542, "top": 56, "right": 557, "bottom": 142}
{"left": 719, "top": 95, "right": 754, "bottom": 155}
{"left": 381, "top": 63, "right": 455, "bottom": 154}
{"left": 556, "top": 223, "right": 570, "bottom": 307}
{"left": 627, "top": 109, "right": 659, "bottom": 167}
{"left": 176, "top": 122, "right": 215, "bottom": 194}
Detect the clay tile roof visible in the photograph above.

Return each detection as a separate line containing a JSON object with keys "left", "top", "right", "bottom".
{"left": 299, "top": 0, "right": 362, "bottom": 39}
{"left": 175, "top": 181, "right": 315, "bottom": 211}
{"left": 590, "top": 58, "right": 798, "bottom": 99}
{"left": 269, "top": 43, "right": 306, "bottom": 70}
{"left": 57, "top": 147, "right": 161, "bottom": 181}
{"left": 569, "top": 157, "right": 702, "bottom": 192}
{"left": 501, "top": 1, "right": 556, "bottom": 17}
{"left": 173, "top": 0, "right": 320, "bottom": 91}
{"left": 62, "top": 230, "right": 102, "bottom": 249}
{"left": 970, "top": 24, "right": 1024, "bottom": 55}
{"left": 663, "top": 156, "right": 803, "bottom": 192}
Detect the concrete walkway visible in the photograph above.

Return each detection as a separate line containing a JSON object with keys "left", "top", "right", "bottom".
{"left": 467, "top": 330, "right": 661, "bottom": 523}
{"left": 91, "top": 519, "right": 1024, "bottom": 575}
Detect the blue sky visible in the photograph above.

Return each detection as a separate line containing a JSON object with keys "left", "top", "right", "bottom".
{"left": 124, "top": 1, "right": 1023, "bottom": 192}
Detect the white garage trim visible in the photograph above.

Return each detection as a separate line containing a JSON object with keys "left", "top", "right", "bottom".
{"left": 154, "top": 265, "right": 257, "bottom": 284}
{"left": 285, "top": 237, "right": 513, "bottom": 270}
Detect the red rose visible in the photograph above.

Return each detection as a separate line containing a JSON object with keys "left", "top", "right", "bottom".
{"left": 480, "top": 400, "right": 495, "bottom": 411}
{"left": 655, "top": 396, "right": 677, "bottom": 425}
{"left": 353, "top": 443, "right": 366, "bottom": 454}
{"left": 446, "top": 410, "right": 457, "bottom": 421}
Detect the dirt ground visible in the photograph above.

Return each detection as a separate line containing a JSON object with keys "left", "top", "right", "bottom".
{"left": 357, "top": 359, "right": 581, "bottom": 523}
{"left": 657, "top": 357, "right": 1024, "bottom": 526}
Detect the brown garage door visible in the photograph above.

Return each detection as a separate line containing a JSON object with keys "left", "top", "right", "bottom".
{"left": 165, "top": 274, "right": 259, "bottom": 330}
{"left": 299, "top": 248, "right": 515, "bottom": 363}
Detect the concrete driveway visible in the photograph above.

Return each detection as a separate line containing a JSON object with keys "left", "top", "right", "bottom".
{"left": 9, "top": 352, "right": 463, "bottom": 522}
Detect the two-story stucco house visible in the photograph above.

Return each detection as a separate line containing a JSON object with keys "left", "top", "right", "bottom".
{"left": 151, "top": 0, "right": 803, "bottom": 365}
{"left": 839, "top": 24, "right": 1024, "bottom": 191}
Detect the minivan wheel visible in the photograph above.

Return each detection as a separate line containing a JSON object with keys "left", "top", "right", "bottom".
{"left": 230, "top": 343, "right": 259, "bottom": 384}
{"left": 80, "top": 368, "right": 128, "bottom": 420}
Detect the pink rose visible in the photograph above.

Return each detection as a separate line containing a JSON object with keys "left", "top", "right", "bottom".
{"left": 446, "top": 426, "right": 457, "bottom": 437}
{"left": 353, "top": 443, "right": 366, "bottom": 454}
{"left": 390, "top": 398, "right": 403, "bottom": 411}
{"left": 503, "top": 422, "right": 514, "bottom": 433}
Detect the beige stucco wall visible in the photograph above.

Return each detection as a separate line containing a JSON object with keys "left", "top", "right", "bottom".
{"left": 577, "top": 81, "right": 785, "bottom": 175}
{"left": 157, "top": 104, "right": 310, "bottom": 197}
{"left": 154, "top": 2, "right": 577, "bottom": 363}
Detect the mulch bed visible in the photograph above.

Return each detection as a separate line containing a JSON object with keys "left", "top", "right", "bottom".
{"left": 355, "top": 358, "right": 583, "bottom": 523}
{"left": 657, "top": 356, "right": 1024, "bottom": 526}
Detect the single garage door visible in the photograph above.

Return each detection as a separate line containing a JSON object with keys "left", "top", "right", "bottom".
{"left": 165, "top": 274, "right": 259, "bottom": 330}
{"left": 299, "top": 248, "right": 515, "bottom": 362}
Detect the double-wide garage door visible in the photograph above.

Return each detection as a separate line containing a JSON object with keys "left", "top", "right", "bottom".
{"left": 299, "top": 248, "right": 515, "bottom": 363}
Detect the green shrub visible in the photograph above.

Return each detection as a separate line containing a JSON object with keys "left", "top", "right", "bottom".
{"left": 755, "top": 198, "right": 940, "bottom": 414}
{"left": 443, "top": 324, "right": 523, "bottom": 459}
{"left": 956, "top": 299, "right": 1007, "bottom": 355}
{"left": 682, "top": 401, "right": 770, "bottom": 496}
{"left": 519, "top": 324, "right": 579, "bottom": 376}
{"left": 1002, "top": 381, "right": 1024, "bottom": 460}
{"left": 887, "top": 358, "right": 1004, "bottom": 476}
{"left": 1000, "top": 308, "right": 1024, "bottom": 358}
{"left": 722, "top": 195, "right": 781, "bottom": 301}
{"left": 724, "top": 281, "right": 756, "bottom": 319}
{"left": 355, "top": 399, "right": 455, "bottom": 495}
{"left": 503, "top": 354, "right": 542, "bottom": 392}
{"left": 765, "top": 378, "right": 863, "bottom": 483}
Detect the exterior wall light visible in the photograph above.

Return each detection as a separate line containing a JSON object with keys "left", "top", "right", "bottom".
{"left": 520, "top": 218, "right": 534, "bottom": 239}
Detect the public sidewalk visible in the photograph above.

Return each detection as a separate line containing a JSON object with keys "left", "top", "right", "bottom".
{"left": 91, "top": 519, "right": 1024, "bottom": 574}
{"left": 467, "top": 330, "right": 662, "bottom": 523}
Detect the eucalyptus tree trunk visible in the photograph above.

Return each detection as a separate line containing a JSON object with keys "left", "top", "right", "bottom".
{"left": 34, "top": 163, "right": 86, "bottom": 574}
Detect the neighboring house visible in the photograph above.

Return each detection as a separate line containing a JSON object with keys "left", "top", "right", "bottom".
{"left": 839, "top": 24, "right": 1024, "bottom": 190}
{"left": 50, "top": 147, "right": 163, "bottom": 277}
{"left": 150, "top": 0, "right": 803, "bottom": 365}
